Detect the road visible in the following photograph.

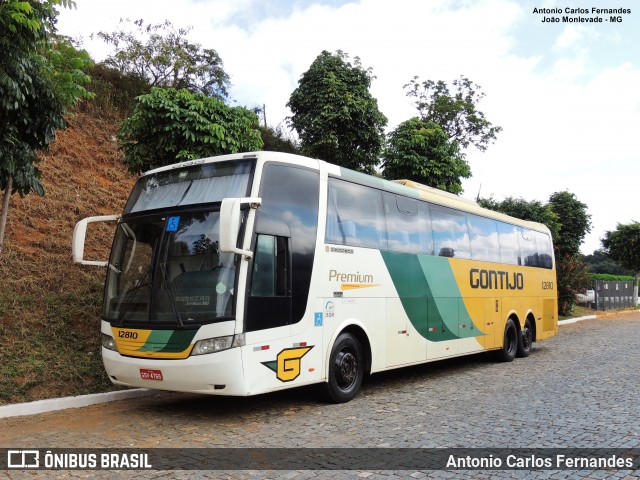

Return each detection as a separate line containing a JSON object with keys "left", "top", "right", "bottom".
{"left": 1, "top": 313, "right": 639, "bottom": 479}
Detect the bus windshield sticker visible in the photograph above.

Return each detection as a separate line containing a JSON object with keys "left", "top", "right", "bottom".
{"left": 166, "top": 216, "right": 180, "bottom": 232}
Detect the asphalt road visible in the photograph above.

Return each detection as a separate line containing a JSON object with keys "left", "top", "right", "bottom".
{"left": 1, "top": 313, "right": 639, "bottom": 479}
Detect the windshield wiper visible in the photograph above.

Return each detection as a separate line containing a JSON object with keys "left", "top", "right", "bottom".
{"left": 160, "top": 262, "right": 185, "bottom": 328}
{"left": 116, "top": 266, "right": 151, "bottom": 326}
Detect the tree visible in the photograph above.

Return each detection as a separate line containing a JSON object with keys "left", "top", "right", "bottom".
{"left": 287, "top": 50, "right": 387, "bottom": 174}
{"left": 547, "top": 191, "right": 592, "bottom": 313}
{"left": 555, "top": 252, "right": 592, "bottom": 316}
{"left": 404, "top": 75, "right": 502, "bottom": 152}
{"left": 258, "top": 125, "right": 301, "bottom": 155}
{"left": 477, "top": 196, "right": 560, "bottom": 240}
{"left": 97, "top": 19, "right": 230, "bottom": 99}
{"left": 0, "top": 0, "right": 92, "bottom": 255}
{"left": 583, "top": 249, "right": 632, "bottom": 276}
{"left": 381, "top": 118, "right": 470, "bottom": 194}
{"left": 117, "top": 87, "right": 263, "bottom": 174}
{"left": 548, "top": 191, "right": 592, "bottom": 257}
{"left": 602, "top": 222, "right": 640, "bottom": 304}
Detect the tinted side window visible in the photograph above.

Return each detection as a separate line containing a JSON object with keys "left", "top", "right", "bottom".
{"left": 383, "top": 193, "right": 432, "bottom": 254}
{"left": 255, "top": 164, "right": 319, "bottom": 325}
{"left": 534, "top": 231, "right": 554, "bottom": 269}
{"left": 430, "top": 205, "right": 471, "bottom": 259}
{"left": 520, "top": 228, "right": 538, "bottom": 267}
{"left": 326, "top": 178, "right": 386, "bottom": 249}
{"left": 468, "top": 215, "right": 500, "bottom": 262}
{"left": 497, "top": 222, "right": 520, "bottom": 265}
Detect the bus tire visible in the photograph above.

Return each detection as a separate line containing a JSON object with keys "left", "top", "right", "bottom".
{"left": 322, "top": 332, "right": 364, "bottom": 403}
{"left": 497, "top": 318, "right": 517, "bottom": 362}
{"left": 517, "top": 318, "right": 533, "bottom": 358}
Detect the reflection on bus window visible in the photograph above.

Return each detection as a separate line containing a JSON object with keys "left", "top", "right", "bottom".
{"left": 431, "top": 205, "right": 471, "bottom": 259}
{"left": 468, "top": 215, "right": 500, "bottom": 263}
{"left": 326, "top": 178, "right": 386, "bottom": 249}
{"left": 383, "top": 193, "right": 432, "bottom": 254}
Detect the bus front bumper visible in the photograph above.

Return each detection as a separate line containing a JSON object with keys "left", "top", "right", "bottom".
{"left": 102, "top": 346, "right": 248, "bottom": 396}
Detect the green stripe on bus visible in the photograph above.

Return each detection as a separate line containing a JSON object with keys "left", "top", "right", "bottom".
{"left": 136, "top": 330, "right": 196, "bottom": 352}
{"left": 381, "top": 252, "right": 483, "bottom": 342}
{"left": 158, "top": 330, "right": 197, "bottom": 353}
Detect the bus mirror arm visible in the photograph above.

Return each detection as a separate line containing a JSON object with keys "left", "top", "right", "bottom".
{"left": 220, "top": 197, "right": 262, "bottom": 259}
{"left": 72, "top": 215, "right": 120, "bottom": 266}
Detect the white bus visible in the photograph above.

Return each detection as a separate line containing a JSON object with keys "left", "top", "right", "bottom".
{"left": 73, "top": 151, "right": 557, "bottom": 403}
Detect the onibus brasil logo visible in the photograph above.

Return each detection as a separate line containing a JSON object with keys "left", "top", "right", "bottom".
{"left": 262, "top": 346, "right": 313, "bottom": 382}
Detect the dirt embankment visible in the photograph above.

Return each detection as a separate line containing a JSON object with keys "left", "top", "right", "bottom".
{"left": 0, "top": 108, "right": 136, "bottom": 405}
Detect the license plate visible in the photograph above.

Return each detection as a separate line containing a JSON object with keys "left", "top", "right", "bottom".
{"left": 140, "top": 369, "right": 163, "bottom": 381}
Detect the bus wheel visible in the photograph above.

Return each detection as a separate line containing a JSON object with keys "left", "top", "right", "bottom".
{"left": 517, "top": 318, "right": 533, "bottom": 358}
{"left": 497, "top": 318, "right": 517, "bottom": 362}
{"left": 323, "top": 333, "right": 364, "bottom": 403}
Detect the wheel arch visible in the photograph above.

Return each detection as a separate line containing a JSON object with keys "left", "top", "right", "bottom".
{"left": 526, "top": 311, "right": 537, "bottom": 342}
{"left": 325, "top": 322, "right": 372, "bottom": 378}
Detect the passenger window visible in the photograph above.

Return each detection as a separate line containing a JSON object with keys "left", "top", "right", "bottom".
{"left": 520, "top": 228, "right": 538, "bottom": 267}
{"left": 383, "top": 193, "right": 431, "bottom": 254}
{"left": 468, "top": 215, "right": 500, "bottom": 262}
{"left": 497, "top": 222, "right": 520, "bottom": 265}
{"left": 430, "top": 205, "right": 471, "bottom": 259}
{"left": 326, "top": 178, "right": 386, "bottom": 249}
{"left": 534, "top": 231, "right": 554, "bottom": 269}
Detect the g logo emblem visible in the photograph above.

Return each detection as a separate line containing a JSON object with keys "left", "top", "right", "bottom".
{"left": 262, "top": 346, "right": 313, "bottom": 382}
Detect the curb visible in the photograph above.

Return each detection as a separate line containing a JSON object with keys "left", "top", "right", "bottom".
{"left": 558, "top": 315, "right": 597, "bottom": 325}
{"left": 0, "top": 389, "right": 163, "bottom": 420}
{"left": 0, "top": 314, "right": 614, "bottom": 420}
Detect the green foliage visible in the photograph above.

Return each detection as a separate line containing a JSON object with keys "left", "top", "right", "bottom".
{"left": 555, "top": 253, "right": 592, "bottom": 315}
{"left": 258, "top": 125, "right": 301, "bottom": 155}
{"left": 97, "top": 19, "right": 230, "bottom": 99}
{"left": 117, "top": 87, "right": 263, "bottom": 174}
{"left": 287, "top": 50, "right": 387, "bottom": 173}
{"left": 602, "top": 222, "right": 640, "bottom": 277}
{"left": 381, "top": 118, "right": 470, "bottom": 194}
{"left": 85, "top": 63, "right": 150, "bottom": 116}
{"left": 0, "top": 0, "right": 92, "bottom": 197}
{"left": 477, "top": 196, "right": 560, "bottom": 241}
{"left": 548, "top": 191, "right": 591, "bottom": 257}
{"left": 584, "top": 249, "right": 633, "bottom": 276}
{"left": 404, "top": 75, "right": 502, "bottom": 152}
{"left": 591, "top": 273, "right": 635, "bottom": 282}
{"left": 44, "top": 36, "right": 94, "bottom": 108}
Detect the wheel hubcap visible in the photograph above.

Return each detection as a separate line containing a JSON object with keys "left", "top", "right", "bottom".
{"left": 522, "top": 327, "right": 532, "bottom": 349}
{"left": 335, "top": 350, "right": 357, "bottom": 388}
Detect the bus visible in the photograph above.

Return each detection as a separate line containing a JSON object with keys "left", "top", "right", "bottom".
{"left": 72, "top": 151, "right": 558, "bottom": 403}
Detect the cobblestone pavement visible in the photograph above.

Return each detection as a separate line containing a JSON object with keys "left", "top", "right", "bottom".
{"left": 1, "top": 313, "right": 639, "bottom": 479}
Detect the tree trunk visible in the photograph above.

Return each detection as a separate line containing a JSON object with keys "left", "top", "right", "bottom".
{"left": 635, "top": 271, "right": 639, "bottom": 306}
{"left": 0, "top": 175, "right": 13, "bottom": 256}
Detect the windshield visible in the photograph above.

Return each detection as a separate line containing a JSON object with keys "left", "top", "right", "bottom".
{"left": 104, "top": 211, "right": 237, "bottom": 326}
{"left": 124, "top": 160, "right": 253, "bottom": 214}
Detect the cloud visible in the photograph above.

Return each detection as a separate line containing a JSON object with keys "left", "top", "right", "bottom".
{"left": 56, "top": 0, "right": 639, "bottom": 254}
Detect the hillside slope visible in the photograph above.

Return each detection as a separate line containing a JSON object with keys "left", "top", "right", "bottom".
{"left": 0, "top": 108, "right": 137, "bottom": 405}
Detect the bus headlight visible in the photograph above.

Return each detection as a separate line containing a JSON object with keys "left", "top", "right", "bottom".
{"left": 192, "top": 334, "right": 245, "bottom": 356}
{"left": 102, "top": 333, "right": 118, "bottom": 352}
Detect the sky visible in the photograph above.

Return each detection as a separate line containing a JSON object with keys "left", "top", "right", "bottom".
{"left": 56, "top": 0, "right": 639, "bottom": 255}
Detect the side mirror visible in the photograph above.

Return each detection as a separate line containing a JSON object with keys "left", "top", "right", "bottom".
{"left": 72, "top": 215, "right": 120, "bottom": 266}
{"left": 220, "top": 197, "right": 261, "bottom": 258}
